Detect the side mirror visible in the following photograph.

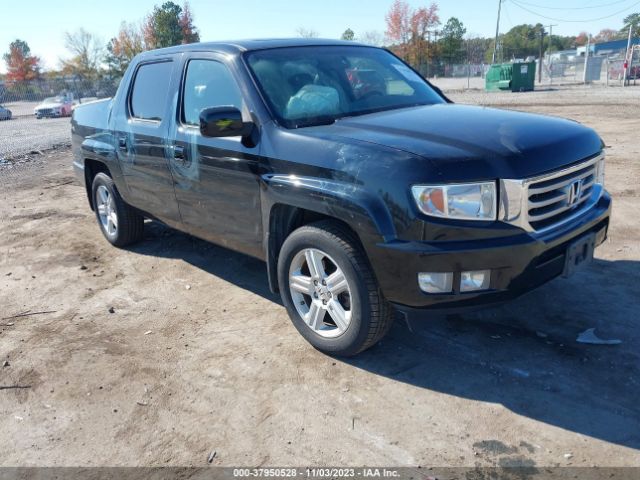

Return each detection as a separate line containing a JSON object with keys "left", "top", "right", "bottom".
{"left": 199, "top": 106, "right": 254, "bottom": 138}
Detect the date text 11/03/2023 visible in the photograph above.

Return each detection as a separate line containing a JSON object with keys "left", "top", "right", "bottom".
{"left": 232, "top": 468, "right": 401, "bottom": 477}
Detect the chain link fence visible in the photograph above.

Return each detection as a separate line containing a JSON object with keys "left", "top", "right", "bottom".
{"left": 425, "top": 55, "right": 639, "bottom": 90}
{"left": 0, "top": 76, "right": 119, "bottom": 163}
{"left": 541, "top": 56, "right": 639, "bottom": 86}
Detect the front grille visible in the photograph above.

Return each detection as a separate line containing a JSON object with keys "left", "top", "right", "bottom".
{"left": 526, "top": 159, "right": 598, "bottom": 231}
{"left": 37, "top": 108, "right": 53, "bottom": 116}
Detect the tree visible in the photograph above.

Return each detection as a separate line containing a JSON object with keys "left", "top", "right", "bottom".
{"left": 574, "top": 31, "right": 589, "bottom": 47}
{"left": 385, "top": 0, "right": 411, "bottom": 46}
{"left": 464, "top": 35, "right": 491, "bottom": 64}
{"left": 547, "top": 35, "right": 575, "bottom": 53}
{"left": 341, "top": 28, "right": 355, "bottom": 41}
{"left": 60, "top": 28, "right": 104, "bottom": 81}
{"left": 385, "top": 0, "right": 440, "bottom": 68}
{"left": 359, "top": 30, "right": 386, "bottom": 47}
{"left": 105, "top": 22, "right": 145, "bottom": 78}
{"left": 439, "top": 17, "right": 466, "bottom": 63}
{"left": 3, "top": 39, "right": 41, "bottom": 82}
{"left": 621, "top": 13, "right": 640, "bottom": 38}
{"left": 179, "top": 1, "right": 200, "bottom": 44}
{"left": 594, "top": 28, "right": 621, "bottom": 43}
{"left": 143, "top": 1, "right": 200, "bottom": 49}
{"left": 296, "top": 27, "right": 319, "bottom": 38}
{"left": 497, "top": 24, "right": 544, "bottom": 60}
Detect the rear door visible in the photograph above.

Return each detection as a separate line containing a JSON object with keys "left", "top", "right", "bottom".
{"left": 116, "top": 59, "right": 182, "bottom": 227}
{"left": 169, "top": 54, "right": 264, "bottom": 258}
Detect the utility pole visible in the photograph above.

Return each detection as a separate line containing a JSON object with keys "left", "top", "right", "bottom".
{"left": 492, "top": 0, "right": 502, "bottom": 64}
{"left": 547, "top": 24, "right": 558, "bottom": 84}
{"left": 426, "top": 30, "right": 431, "bottom": 78}
{"left": 623, "top": 24, "right": 632, "bottom": 87}
{"left": 583, "top": 34, "right": 591, "bottom": 84}
{"left": 538, "top": 26, "right": 545, "bottom": 83}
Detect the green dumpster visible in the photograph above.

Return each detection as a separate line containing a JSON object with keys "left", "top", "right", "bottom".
{"left": 511, "top": 62, "right": 536, "bottom": 91}
{"left": 485, "top": 62, "right": 536, "bottom": 92}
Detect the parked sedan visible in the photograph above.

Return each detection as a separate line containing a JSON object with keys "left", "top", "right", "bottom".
{"left": 34, "top": 96, "right": 74, "bottom": 119}
{"left": 0, "top": 105, "right": 12, "bottom": 120}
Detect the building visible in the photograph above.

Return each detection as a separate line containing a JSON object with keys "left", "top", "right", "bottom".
{"left": 577, "top": 38, "right": 640, "bottom": 57}
{"left": 547, "top": 49, "right": 578, "bottom": 62}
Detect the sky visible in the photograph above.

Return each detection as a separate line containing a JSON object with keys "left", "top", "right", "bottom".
{"left": 1, "top": 0, "right": 638, "bottom": 72}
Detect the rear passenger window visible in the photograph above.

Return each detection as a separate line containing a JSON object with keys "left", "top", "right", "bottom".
{"left": 130, "top": 61, "right": 173, "bottom": 121}
{"left": 182, "top": 59, "right": 243, "bottom": 126}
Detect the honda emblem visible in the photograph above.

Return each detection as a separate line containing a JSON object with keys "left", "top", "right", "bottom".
{"left": 566, "top": 180, "right": 583, "bottom": 207}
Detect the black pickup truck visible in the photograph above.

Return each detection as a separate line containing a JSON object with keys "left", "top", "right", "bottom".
{"left": 72, "top": 39, "right": 611, "bottom": 356}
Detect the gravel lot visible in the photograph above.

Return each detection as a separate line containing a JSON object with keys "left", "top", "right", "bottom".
{"left": 0, "top": 86, "right": 639, "bottom": 468}
{"left": 0, "top": 115, "right": 71, "bottom": 161}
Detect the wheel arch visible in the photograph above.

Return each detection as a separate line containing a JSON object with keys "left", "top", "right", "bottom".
{"left": 266, "top": 204, "right": 370, "bottom": 294}
{"left": 261, "top": 172, "right": 397, "bottom": 294}
{"left": 84, "top": 159, "right": 112, "bottom": 211}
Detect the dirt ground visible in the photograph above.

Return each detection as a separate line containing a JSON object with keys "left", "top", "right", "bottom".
{"left": 0, "top": 86, "right": 639, "bottom": 468}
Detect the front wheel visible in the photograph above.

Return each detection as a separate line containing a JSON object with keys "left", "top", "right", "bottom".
{"left": 277, "top": 221, "right": 394, "bottom": 356}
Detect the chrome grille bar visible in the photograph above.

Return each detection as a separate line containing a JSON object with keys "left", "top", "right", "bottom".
{"left": 527, "top": 159, "right": 598, "bottom": 229}
{"left": 528, "top": 168, "right": 594, "bottom": 195}
{"left": 528, "top": 193, "right": 590, "bottom": 222}
{"left": 499, "top": 153, "right": 604, "bottom": 234}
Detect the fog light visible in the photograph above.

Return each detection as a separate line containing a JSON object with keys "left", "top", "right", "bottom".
{"left": 418, "top": 272, "right": 453, "bottom": 294}
{"left": 460, "top": 270, "right": 491, "bottom": 292}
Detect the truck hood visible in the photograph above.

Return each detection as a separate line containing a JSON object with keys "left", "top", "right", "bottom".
{"left": 303, "top": 103, "right": 603, "bottom": 181}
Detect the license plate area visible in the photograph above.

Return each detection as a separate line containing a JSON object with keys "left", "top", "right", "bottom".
{"left": 563, "top": 233, "right": 595, "bottom": 278}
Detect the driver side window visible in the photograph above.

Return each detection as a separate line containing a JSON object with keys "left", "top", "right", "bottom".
{"left": 182, "top": 59, "right": 243, "bottom": 126}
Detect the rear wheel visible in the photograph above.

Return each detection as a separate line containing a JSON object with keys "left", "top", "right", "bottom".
{"left": 278, "top": 220, "right": 394, "bottom": 356}
{"left": 91, "top": 172, "right": 144, "bottom": 247}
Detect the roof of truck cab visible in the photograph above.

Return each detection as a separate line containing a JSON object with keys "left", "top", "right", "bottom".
{"left": 138, "top": 38, "right": 370, "bottom": 58}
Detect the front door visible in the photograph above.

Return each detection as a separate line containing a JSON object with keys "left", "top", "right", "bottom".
{"left": 170, "top": 56, "right": 264, "bottom": 258}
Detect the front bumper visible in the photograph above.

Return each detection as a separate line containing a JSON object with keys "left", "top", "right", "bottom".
{"left": 369, "top": 191, "right": 611, "bottom": 312}
{"left": 35, "top": 110, "right": 62, "bottom": 118}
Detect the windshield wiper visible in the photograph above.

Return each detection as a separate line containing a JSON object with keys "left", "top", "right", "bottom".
{"left": 292, "top": 115, "right": 337, "bottom": 128}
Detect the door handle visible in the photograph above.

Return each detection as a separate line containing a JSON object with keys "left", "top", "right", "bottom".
{"left": 118, "top": 137, "right": 127, "bottom": 151}
{"left": 174, "top": 145, "right": 185, "bottom": 160}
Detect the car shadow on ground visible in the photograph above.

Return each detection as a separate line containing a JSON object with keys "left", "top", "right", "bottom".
{"left": 347, "top": 258, "right": 640, "bottom": 452}
{"left": 131, "top": 221, "right": 639, "bottom": 451}
{"left": 129, "top": 220, "right": 280, "bottom": 303}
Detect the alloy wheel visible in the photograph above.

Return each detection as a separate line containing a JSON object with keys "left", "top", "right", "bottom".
{"left": 288, "top": 248, "right": 352, "bottom": 338}
{"left": 96, "top": 185, "right": 118, "bottom": 237}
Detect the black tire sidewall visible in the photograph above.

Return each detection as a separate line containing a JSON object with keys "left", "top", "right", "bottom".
{"left": 278, "top": 227, "right": 373, "bottom": 356}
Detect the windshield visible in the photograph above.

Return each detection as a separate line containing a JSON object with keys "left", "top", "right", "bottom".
{"left": 43, "top": 96, "right": 64, "bottom": 103}
{"left": 246, "top": 46, "right": 445, "bottom": 128}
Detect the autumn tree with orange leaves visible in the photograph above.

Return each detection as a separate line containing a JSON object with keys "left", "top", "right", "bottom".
{"left": 105, "top": 2, "right": 198, "bottom": 77}
{"left": 3, "top": 39, "right": 41, "bottom": 82}
{"left": 105, "top": 22, "right": 145, "bottom": 78}
{"left": 574, "top": 32, "right": 589, "bottom": 47}
{"left": 594, "top": 28, "right": 622, "bottom": 43}
{"left": 385, "top": 0, "right": 440, "bottom": 70}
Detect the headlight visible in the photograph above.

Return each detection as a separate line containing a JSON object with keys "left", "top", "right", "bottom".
{"left": 595, "top": 156, "right": 605, "bottom": 186}
{"left": 411, "top": 182, "right": 497, "bottom": 220}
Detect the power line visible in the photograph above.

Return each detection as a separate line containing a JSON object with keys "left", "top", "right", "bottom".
{"left": 509, "top": 0, "right": 640, "bottom": 22}
{"left": 514, "top": 0, "right": 633, "bottom": 11}
{"left": 503, "top": 2, "right": 548, "bottom": 40}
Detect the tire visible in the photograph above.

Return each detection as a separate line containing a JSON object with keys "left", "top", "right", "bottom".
{"left": 277, "top": 220, "right": 394, "bottom": 356}
{"left": 91, "top": 172, "right": 144, "bottom": 247}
